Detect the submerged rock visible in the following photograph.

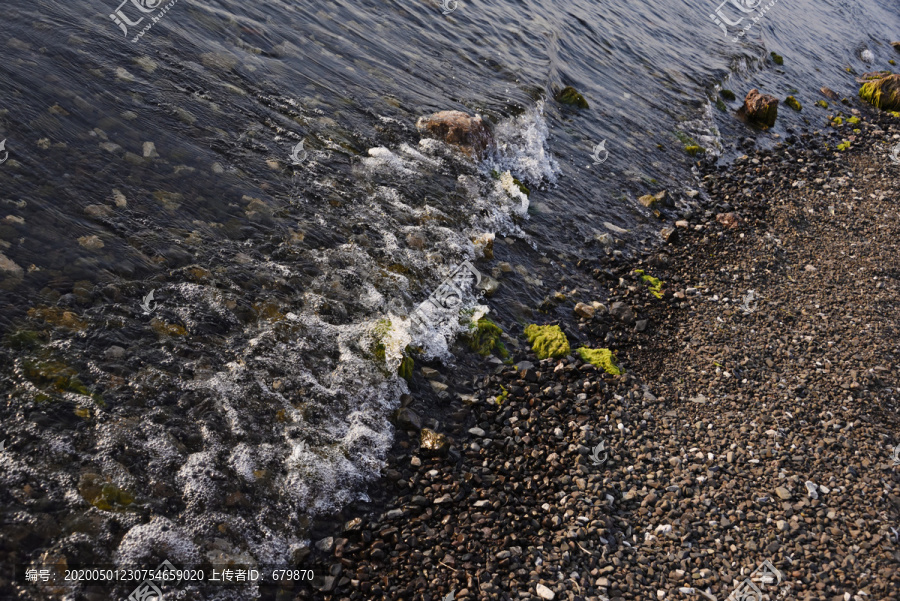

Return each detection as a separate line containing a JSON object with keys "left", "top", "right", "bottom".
{"left": 785, "top": 95, "right": 802, "bottom": 111}
{"left": 577, "top": 347, "right": 624, "bottom": 375}
{"left": 740, "top": 89, "right": 779, "bottom": 127}
{"left": 859, "top": 74, "right": 900, "bottom": 111}
{"left": 415, "top": 110, "right": 493, "bottom": 158}
{"left": 554, "top": 86, "right": 589, "bottom": 109}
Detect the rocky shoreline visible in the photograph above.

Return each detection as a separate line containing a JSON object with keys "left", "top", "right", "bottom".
{"left": 283, "top": 90, "right": 900, "bottom": 601}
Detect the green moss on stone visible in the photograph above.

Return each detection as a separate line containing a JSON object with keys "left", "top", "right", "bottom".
{"left": 398, "top": 354, "right": 414, "bottom": 381}
{"left": 524, "top": 324, "right": 570, "bottom": 359}
{"left": 847, "top": 116, "right": 860, "bottom": 124}
{"left": 720, "top": 89, "right": 736, "bottom": 101}
{"left": 634, "top": 269, "right": 664, "bottom": 299}
{"left": 859, "top": 76, "right": 900, "bottom": 111}
{"left": 770, "top": 52, "right": 784, "bottom": 65}
{"left": 815, "top": 100, "right": 829, "bottom": 109}
{"left": 467, "top": 318, "right": 509, "bottom": 358}
{"left": 784, "top": 96, "right": 802, "bottom": 111}
{"left": 495, "top": 385, "right": 509, "bottom": 405}
{"left": 577, "top": 347, "right": 624, "bottom": 375}
{"left": 555, "top": 86, "right": 589, "bottom": 109}
{"left": 837, "top": 140, "right": 851, "bottom": 151}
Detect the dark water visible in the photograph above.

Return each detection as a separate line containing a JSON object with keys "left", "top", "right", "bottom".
{"left": 1, "top": 0, "right": 897, "bottom": 597}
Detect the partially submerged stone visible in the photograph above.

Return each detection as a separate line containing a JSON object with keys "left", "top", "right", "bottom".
{"left": 523, "top": 324, "right": 570, "bottom": 359}
{"left": 784, "top": 95, "right": 802, "bottom": 111}
{"left": 555, "top": 86, "right": 589, "bottom": 109}
{"left": 415, "top": 110, "right": 494, "bottom": 158}
{"left": 859, "top": 74, "right": 900, "bottom": 112}
{"left": 740, "top": 89, "right": 779, "bottom": 127}
{"left": 577, "top": 347, "right": 624, "bottom": 375}
{"left": 638, "top": 190, "right": 667, "bottom": 209}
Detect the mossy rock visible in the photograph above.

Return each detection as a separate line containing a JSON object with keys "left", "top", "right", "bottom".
{"left": 78, "top": 474, "right": 134, "bottom": 511}
{"left": 555, "top": 86, "right": 589, "bottom": 109}
{"left": 24, "top": 359, "right": 93, "bottom": 397}
{"left": 684, "top": 145, "right": 704, "bottom": 156}
{"left": 859, "top": 74, "right": 900, "bottom": 111}
{"left": 634, "top": 269, "right": 663, "bottom": 299}
{"left": 720, "top": 89, "right": 736, "bottom": 101}
{"left": 27, "top": 306, "right": 88, "bottom": 331}
{"left": 831, "top": 116, "right": 843, "bottom": 126}
{"left": 495, "top": 385, "right": 509, "bottom": 405}
{"left": 674, "top": 131, "right": 705, "bottom": 156}
{"left": 150, "top": 319, "right": 188, "bottom": 337}
{"left": 837, "top": 140, "right": 851, "bottom": 151}
{"left": 815, "top": 100, "right": 829, "bottom": 108}
{"left": 770, "top": 52, "right": 784, "bottom": 65}
{"left": 847, "top": 116, "right": 860, "bottom": 124}
{"left": 466, "top": 318, "right": 508, "bottom": 358}
{"left": 577, "top": 347, "right": 624, "bottom": 375}
{"left": 398, "top": 355, "right": 414, "bottom": 381}
{"left": 784, "top": 96, "right": 802, "bottom": 111}
{"left": 524, "top": 324, "right": 570, "bottom": 359}
{"left": 5, "top": 329, "right": 45, "bottom": 350}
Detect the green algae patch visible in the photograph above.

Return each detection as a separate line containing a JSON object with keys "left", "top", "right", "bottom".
{"left": 27, "top": 306, "right": 89, "bottom": 331}
{"left": 466, "top": 318, "right": 509, "bottom": 358}
{"left": 720, "top": 89, "right": 736, "bottom": 101}
{"left": 524, "top": 324, "right": 570, "bottom": 359}
{"left": 5, "top": 329, "right": 46, "bottom": 351}
{"left": 831, "top": 116, "right": 843, "bottom": 126}
{"left": 495, "top": 385, "right": 509, "bottom": 405}
{"left": 785, "top": 96, "right": 802, "bottom": 111}
{"left": 770, "top": 52, "right": 784, "bottom": 65}
{"left": 674, "top": 131, "right": 705, "bottom": 156}
{"left": 837, "top": 140, "right": 851, "bottom": 151}
{"left": 78, "top": 474, "right": 135, "bottom": 512}
{"left": 634, "top": 269, "right": 664, "bottom": 299}
{"left": 815, "top": 100, "right": 829, "bottom": 109}
{"left": 859, "top": 75, "right": 900, "bottom": 111}
{"left": 847, "top": 116, "right": 860, "bottom": 124}
{"left": 398, "top": 354, "right": 414, "bottom": 381}
{"left": 577, "top": 347, "right": 624, "bottom": 375}
{"left": 555, "top": 86, "right": 589, "bottom": 109}
{"left": 23, "top": 359, "right": 103, "bottom": 405}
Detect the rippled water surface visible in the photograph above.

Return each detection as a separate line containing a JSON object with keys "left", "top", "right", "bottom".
{"left": 1, "top": 0, "right": 898, "bottom": 597}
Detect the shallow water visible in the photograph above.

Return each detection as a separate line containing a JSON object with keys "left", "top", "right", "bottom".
{"left": 1, "top": 0, "right": 898, "bottom": 597}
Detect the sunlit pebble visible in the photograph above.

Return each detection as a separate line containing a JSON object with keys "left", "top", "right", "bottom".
{"left": 861, "top": 49, "right": 874, "bottom": 63}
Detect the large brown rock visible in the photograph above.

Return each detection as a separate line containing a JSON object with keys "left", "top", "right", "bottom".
{"left": 741, "top": 89, "right": 779, "bottom": 127}
{"left": 415, "top": 110, "right": 493, "bottom": 158}
{"left": 859, "top": 74, "right": 900, "bottom": 112}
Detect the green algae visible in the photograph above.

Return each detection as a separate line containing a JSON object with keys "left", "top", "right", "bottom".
{"left": 784, "top": 96, "right": 802, "bottom": 111}
{"left": 555, "top": 86, "right": 589, "bottom": 108}
{"left": 848, "top": 116, "right": 860, "bottom": 124}
{"left": 815, "top": 100, "right": 829, "bottom": 109}
{"left": 466, "top": 318, "right": 509, "bottom": 358}
{"left": 674, "top": 131, "right": 705, "bottom": 156}
{"left": 576, "top": 347, "right": 624, "bottom": 375}
{"left": 398, "top": 354, "right": 414, "bottom": 381}
{"left": 634, "top": 269, "right": 664, "bottom": 299}
{"left": 770, "top": 52, "right": 784, "bottom": 65}
{"left": 524, "top": 324, "right": 570, "bottom": 359}
{"left": 720, "top": 89, "right": 736, "bottom": 101}
{"left": 78, "top": 474, "right": 134, "bottom": 512}
{"left": 495, "top": 385, "right": 509, "bottom": 405}
{"left": 859, "top": 76, "right": 900, "bottom": 111}
{"left": 837, "top": 140, "right": 851, "bottom": 151}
